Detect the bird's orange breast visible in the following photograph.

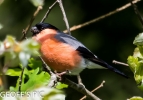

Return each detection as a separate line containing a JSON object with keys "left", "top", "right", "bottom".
{"left": 41, "top": 39, "right": 82, "bottom": 72}
{"left": 34, "top": 29, "right": 82, "bottom": 72}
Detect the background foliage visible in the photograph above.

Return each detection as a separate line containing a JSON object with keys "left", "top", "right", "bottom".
{"left": 0, "top": 0, "right": 143, "bottom": 100}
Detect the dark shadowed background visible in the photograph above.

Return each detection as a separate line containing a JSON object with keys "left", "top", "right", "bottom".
{"left": 0, "top": 0, "right": 143, "bottom": 100}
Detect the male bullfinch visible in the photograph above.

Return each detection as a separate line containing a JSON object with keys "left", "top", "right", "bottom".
{"left": 31, "top": 23, "right": 128, "bottom": 78}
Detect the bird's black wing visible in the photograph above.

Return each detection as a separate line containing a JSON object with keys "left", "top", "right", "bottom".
{"left": 76, "top": 46, "right": 128, "bottom": 78}
{"left": 55, "top": 31, "right": 128, "bottom": 78}
{"left": 55, "top": 31, "right": 86, "bottom": 49}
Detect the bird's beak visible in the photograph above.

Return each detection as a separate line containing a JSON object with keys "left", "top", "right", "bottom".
{"left": 31, "top": 26, "right": 40, "bottom": 36}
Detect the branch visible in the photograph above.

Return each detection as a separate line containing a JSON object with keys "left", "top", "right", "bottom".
{"left": 20, "top": 6, "right": 43, "bottom": 41}
{"left": 18, "top": 67, "right": 25, "bottom": 92}
{"left": 129, "top": 0, "right": 143, "bottom": 27}
{"left": 63, "top": 0, "right": 141, "bottom": 33}
{"left": 112, "top": 60, "right": 129, "bottom": 66}
{"left": 57, "top": 0, "right": 71, "bottom": 35}
{"left": 63, "top": 78, "right": 101, "bottom": 100}
{"left": 41, "top": 1, "right": 58, "bottom": 23}
{"left": 80, "top": 80, "right": 105, "bottom": 100}
{"left": 39, "top": 56, "right": 58, "bottom": 87}
{"left": 47, "top": 72, "right": 58, "bottom": 87}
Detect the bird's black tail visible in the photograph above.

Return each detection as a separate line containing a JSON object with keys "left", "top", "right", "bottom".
{"left": 89, "top": 57, "right": 128, "bottom": 78}
{"left": 76, "top": 46, "right": 128, "bottom": 78}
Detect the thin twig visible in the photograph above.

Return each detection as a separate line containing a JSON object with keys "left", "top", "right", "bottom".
{"left": 20, "top": 6, "right": 43, "bottom": 41}
{"left": 39, "top": 56, "right": 58, "bottom": 87}
{"left": 0, "top": 63, "right": 7, "bottom": 90}
{"left": 80, "top": 80, "right": 105, "bottom": 100}
{"left": 63, "top": 78, "right": 101, "bottom": 100}
{"left": 112, "top": 60, "right": 129, "bottom": 66}
{"left": 41, "top": 1, "right": 58, "bottom": 23}
{"left": 18, "top": 67, "right": 25, "bottom": 92}
{"left": 63, "top": 0, "right": 141, "bottom": 33}
{"left": 90, "top": 81, "right": 105, "bottom": 93}
{"left": 57, "top": 0, "right": 71, "bottom": 35}
{"left": 39, "top": 56, "right": 52, "bottom": 74}
{"left": 129, "top": 0, "right": 143, "bottom": 27}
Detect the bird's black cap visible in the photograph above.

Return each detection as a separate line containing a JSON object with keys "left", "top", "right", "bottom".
{"left": 31, "top": 23, "right": 59, "bottom": 36}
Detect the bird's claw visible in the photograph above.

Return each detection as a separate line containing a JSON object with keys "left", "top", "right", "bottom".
{"left": 54, "top": 70, "right": 70, "bottom": 81}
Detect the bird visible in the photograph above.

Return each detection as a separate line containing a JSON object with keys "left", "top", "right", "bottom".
{"left": 31, "top": 23, "right": 128, "bottom": 78}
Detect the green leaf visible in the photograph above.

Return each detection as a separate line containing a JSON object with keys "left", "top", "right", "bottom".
{"left": 127, "top": 55, "right": 143, "bottom": 90}
{"left": 4, "top": 51, "right": 20, "bottom": 67}
{"left": 34, "top": 87, "right": 65, "bottom": 100}
{"left": 128, "top": 96, "right": 143, "bottom": 100}
{"left": 127, "top": 56, "right": 142, "bottom": 85}
{"left": 28, "top": 58, "right": 43, "bottom": 69}
{"left": 134, "top": 32, "right": 143, "bottom": 46}
{"left": 138, "top": 45, "right": 143, "bottom": 56}
{"left": 128, "top": 34, "right": 143, "bottom": 91}
{"left": 56, "top": 82, "right": 68, "bottom": 89}
{"left": 9, "top": 87, "right": 65, "bottom": 100}
{"left": 0, "top": 36, "right": 40, "bottom": 68}
{"left": 133, "top": 47, "right": 142, "bottom": 58}
{"left": 21, "top": 68, "right": 50, "bottom": 91}
{"left": 8, "top": 57, "right": 48, "bottom": 91}
{"left": 29, "top": 0, "right": 44, "bottom": 7}
{"left": 20, "top": 39, "right": 40, "bottom": 56}
{"left": 4, "top": 35, "right": 16, "bottom": 46}
{"left": 6, "top": 68, "right": 21, "bottom": 76}
{"left": 127, "top": 56, "right": 139, "bottom": 73}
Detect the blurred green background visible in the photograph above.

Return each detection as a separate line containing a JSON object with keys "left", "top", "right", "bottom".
{"left": 0, "top": 0, "right": 143, "bottom": 100}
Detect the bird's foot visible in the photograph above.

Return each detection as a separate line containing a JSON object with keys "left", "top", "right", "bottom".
{"left": 54, "top": 70, "right": 70, "bottom": 81}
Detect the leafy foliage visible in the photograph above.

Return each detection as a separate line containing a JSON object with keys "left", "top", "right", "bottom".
{"left": 3, "top": 87, "right": 65, "bottom": 100}
{"left": 0, "top": 36, "right": 66, "bottom": 100}
{"left": 10, "top": 67, "right": 50, "bottom": 92}
{"left": 128, "top": 32, "right": 143, "bottom": 91}
{"left": 0, "top": 35, "right": 40, "bottom": 67}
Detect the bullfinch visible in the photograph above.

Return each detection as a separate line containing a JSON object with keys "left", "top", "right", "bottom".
{"left": 31, "top": 23, "right": 128, "bottom": 78}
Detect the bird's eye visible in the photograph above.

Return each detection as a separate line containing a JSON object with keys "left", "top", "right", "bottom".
{"left": 41, "top": 27, "right": 44, "bottom": 30}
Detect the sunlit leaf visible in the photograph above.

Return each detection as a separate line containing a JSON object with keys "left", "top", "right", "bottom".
{"left": 20, "top": 39, "right": 40, "bottom": 56}
{"left": 28, "top": 58, "right": 42, "bottom": 69}
{"left": 127, "top": 96, "right": 143, "bottom": 100}
{"left": 127, "top": 32, "right": 143, "bottom": 91}
{"left": 127, "top": 55, "right": 143, "bottom": 88}
{"left": 0, "top": 36, "right": 40, "bottom": 68}
{"left": 56, "top": 82, "right": 68, "bottom": 89}
{"left": 133, "top": 48, "right": 142, "bottom": 58}
{"left": 29, "top": 0, "right": 44, "bottom": 7}
{"left": 6, "top": 87, "right": 65, "bottom": 100}
{"left": 21, "top": 68, "right": 50, "bottom": 91}
{"left": 6, "top": 68, "right": 21, "bottom": 76}
{"left": 35, "top": 87, "right": 65, "bottom": 100}
{"left": 4, "top": 35, "right": 16, "bottom": 48}
{"left": 127, "top": 56, "right": 139, "bottom": 73}
{"left": 133, "top": 32, "right": 143, "bottom": 46}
